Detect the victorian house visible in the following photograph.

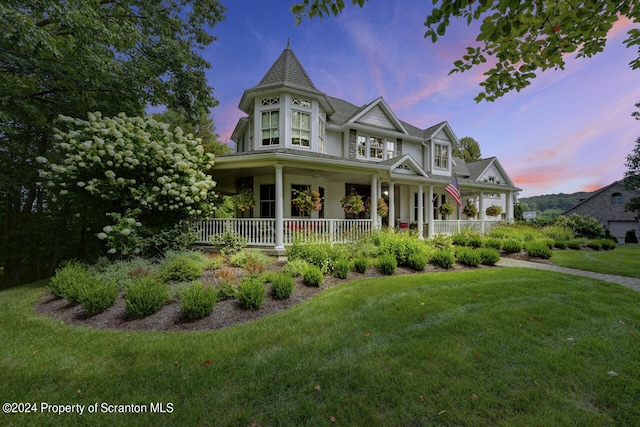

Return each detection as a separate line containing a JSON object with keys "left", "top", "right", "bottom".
{"left": 197, "top": 43, "right": 521, "bottom": 251}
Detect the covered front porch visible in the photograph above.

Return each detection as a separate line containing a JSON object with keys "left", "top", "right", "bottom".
{"left": 193, "top": 217, "right": 506, "bottom": 246}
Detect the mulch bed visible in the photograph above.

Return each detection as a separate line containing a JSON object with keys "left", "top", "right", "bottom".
{"left": 35, "top": 258, "right": 492, "bottom": 333}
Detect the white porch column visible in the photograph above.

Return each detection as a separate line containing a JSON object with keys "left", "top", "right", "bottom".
{"left": 274, "top": 165, "right": 284, "bottom": 250}
{"left": 371, "top": 175, "right": 379, "bottom": 229}
{"left": 506, "top": 191, "right": 514, "bottom": 221}
{"left": 427, "top": 185, "right": 434, "bottom": 238}
{"left": 479, "top": 191, "right": 485, "bottom": 234}
{"left": 388, "top": 182, "right": 395, "bottom": 229}
{"left": 418, "top": 185, "right": 424, "bottom": 239}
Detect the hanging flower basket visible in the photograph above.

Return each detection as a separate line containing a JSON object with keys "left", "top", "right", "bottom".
{"left": 462, "top": 202, "right": 478, "bottom": 219}
{"left": 485, "top": 205, "right": 502, "bottom": 217}
{"left": 340, "top": 194, "right": 364, "bottom": 215}
{"left": 439, "top": 203, "right": 454, "bottom": 216}
{"left": 292, "top": 189, "right": 322, "bottom": 215}
{"left": 366, "top": 197, "right": 389, "bottom": 217}
{"left": 232, "top": 188, "right": 255, "bottom": 213}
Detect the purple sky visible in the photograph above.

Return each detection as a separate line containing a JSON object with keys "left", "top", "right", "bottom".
{"left": 203, "top": 0, "right": 640, "bottom": 197}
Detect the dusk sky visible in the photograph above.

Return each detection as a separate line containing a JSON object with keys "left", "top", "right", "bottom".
{"left": 203, "top": 0, "right": 640, "bottom": 198}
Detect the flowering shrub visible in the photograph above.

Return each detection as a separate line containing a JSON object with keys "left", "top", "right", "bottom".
{"left": 366, "top": 197, "right": 388, "bottom": 217}
{"left": 292, "top": 189, "right": 322, "bottom": 215}
{"left": 341, "top": 194, "right": 364, "bottom": 215}
{"left": 38, "top": 112, "right": 217, "bottom": 256}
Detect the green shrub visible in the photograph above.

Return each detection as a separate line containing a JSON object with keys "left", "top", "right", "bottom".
{"left": 586, "top": 240, "right": 602, "bottom": 250}
{"left": 215, "top": 281, "right": 238, "bottom": 301}
{"left": 353, "top": 256, "right": 369, "bottom": 273}
{"left": 377, "top": 254, "right": 398, "bottom": 275}
{"left": 229, "top": 249, "right": 273, "bottom": 268}
{"left": 95, "top": 257, "right": 158, "bottom": 289}
{"left": 625, "top": 229, "right": 638, "bottom": 244}
{"left": 238, "top": 278, "right": 266, "bottom": 310}
{"left": 332, "top": 259, "right": 351, "bottom": 279}
{"left": 376, "top": 232, "right": 428, "bottom": 266}
{"left": 78, "top": 278, "right": 119, "bottom": 315}
{"left": 431, "top": 249, "right": 455, "bottom": 269}
{"left": 468, "top": 236, "right": 483, "bottom": 248}
{"left": 456, "top": 247, "right": 481, "bottom": 267}
{"left": 451, "top": 234, "right": 467, "bottom": 246}
{"left": 270, "top": 274, "right": 295, "bottom": 299}
{"left": 567, "top": 239, "right": 583, "bottom": 250}
{"left": 524, "top": 241, "right": 553, "bottom": 259}
{"left": 543, "top": 225, "right": 573, "bottom": 241}
{"left": 600, "top": 239, "right": 617, "bottom": 250}
{"left": 566, "top": 214, "right": 604, "bottom": 239}
{"left": 282, "top": 259, "right": 310, "bottom": 277}
{"left": 407, "top": 252, "right": 428, "bottom": 271}
{"left": 553, "top": 240, "right": 567, "bottom": 249}
{"left": 478, "top": 248, "right": 500, "bottom": 266}
{"left": 302, "top": 265, "right": 324, "bottom": 287}
{"left": 48, "top": 261, "right": 92, "bottom": 303}
{"left": 159, "top": 256, "right": 203, "bottom": 283}
{"left": 501, "top": 239, "right": 522, "bottom": 254}
{"left": 483, "top": 238, "right": 502, "bottom": 251}
{"left": 179, "top": 282, "right": 217, "bottom": 320}
{"left": 429, "top": 234, "right": 453, "bottom": 250}
{"left": 209, "top": 227, "right": 248, "bottom": 256}
{"left": 287, "top": 242, "right": 347, "bottom": 273}
{"left": 124, "top": 276, "right": 169, "bottom": 318}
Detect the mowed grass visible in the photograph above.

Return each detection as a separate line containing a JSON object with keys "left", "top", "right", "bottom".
{"left": 2, "top": 269, "right": 640, "bottom": 426}
{"left": 551, "top": 244, "right": 640, "bottom": 279}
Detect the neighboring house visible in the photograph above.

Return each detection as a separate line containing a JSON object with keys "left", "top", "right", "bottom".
{"left": 562, "top": 180, "right": 640, "bottom": 243}
{"left": 199, "top": 42, "right": 521, "bottom": 251}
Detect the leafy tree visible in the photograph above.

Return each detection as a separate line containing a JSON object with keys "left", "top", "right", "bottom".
{"left": 624, "top": 136, "right": 640, "bottom": 216}
{"left": 152, "top": 109, "right": 231, "bottom": 156}
{"left": 292, "top": 1, "right": 640, "bottom": 102}
{"left": 452, "top": 136, "right": 481, "bottom": 162}
{"left": 0, "top": 0, "right": 225, "bottom": 286}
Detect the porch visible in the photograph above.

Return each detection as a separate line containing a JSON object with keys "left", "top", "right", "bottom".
{"left": 194, "top": 218, "right": 506, "bottom": 246}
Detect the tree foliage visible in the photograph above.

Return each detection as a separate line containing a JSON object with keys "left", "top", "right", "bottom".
{"left": 0, "top": 0, "right": 225, "bottom": 286}
{"left": 624, "top": 136, "right": 640, "bottom": 216}
{"left": 292, "top": 0, "right": 640, "bottom": 102}
{"left": 453, "top": 136, "right": 481, "bottom": 162}
{"left": 152, "top": 109, "right": 231, "bottom": 156}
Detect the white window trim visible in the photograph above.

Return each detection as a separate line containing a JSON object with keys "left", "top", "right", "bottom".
{"left": 291, "top": 109, "right": 311, "bottom": 148}
{"left": 356, "top": 133, "right": 396, "bottom": 161}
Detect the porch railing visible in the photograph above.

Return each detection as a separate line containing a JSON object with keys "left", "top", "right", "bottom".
{"left": 194, "top": 218, "right": 372, "bottom": 246}
{"left": 431, "top": 220, "right": 503, "bottom": 236}
{"left": 194, "top": 218, "right": 276, "bottom": 246}
{"left": 284, "top": 219, "right": 372, "bottom": 245}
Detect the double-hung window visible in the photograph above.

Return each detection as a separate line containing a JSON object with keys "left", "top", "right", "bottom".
{"left": 261, "top": 111, "right": 279, "bottom": 146}
{"left": 291, "top": 111, "right": 310, "bottom": 147}
{"left": 357, "top": 134, "right": 394, "bottom": 161}
{"left": 434, "top": 143, "right": 449, "bottom": 169}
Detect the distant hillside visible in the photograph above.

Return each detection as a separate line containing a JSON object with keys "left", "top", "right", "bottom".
{"left": 518, "top": 191, "right": 590, "bottom": 213}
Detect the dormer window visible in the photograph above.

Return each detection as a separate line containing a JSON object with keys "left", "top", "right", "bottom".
{"left": 434, "top": 143, "right": 449, "bottom": 169}
{"left": 261, "top": 110, "right": 279, "bottom": 146}
{"left": 611, "top": 192, "right": 624, "bottom": 205}
{"left": 291, "top": 110, "right": 310, "bottom": 147}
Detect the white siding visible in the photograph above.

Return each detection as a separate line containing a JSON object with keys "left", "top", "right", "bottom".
{"left": 480, "top": 164, "right": 507, "bottom": 184}
{"left": 402, "top": 141, "right": 423, "bottom": 168}
{"left": 325, "top": 129, "right": 343, "bottom": 157}
{"left": 356, "top": 105, "right": 396, "bottom": 130}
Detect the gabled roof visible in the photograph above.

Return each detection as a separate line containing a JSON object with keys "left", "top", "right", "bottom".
{"left": 422, "top": 121, "right": 460, "bottom": 149}
{"left": 466, "top": 157, "right": 516, "bottom": 188}
{"left": 381, "top": 154, "right": 428, "bottom": 178}
{"left": 562, "top": 180, "right": 628, "bottom": 215}
{"left": 349, "top": 97, "right": 408, "bottom": 134}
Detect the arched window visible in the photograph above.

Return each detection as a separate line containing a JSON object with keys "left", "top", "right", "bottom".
{"left": 611, "top": 193, "right": 624, "bottom": 205}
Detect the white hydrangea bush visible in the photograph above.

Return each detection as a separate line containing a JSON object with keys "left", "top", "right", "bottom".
{"left": 38, "top": 112, "right": 217, "bottom": 256}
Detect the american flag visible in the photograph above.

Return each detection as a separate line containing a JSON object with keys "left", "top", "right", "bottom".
{"left": 445, "top": 176, "right": 462, "bottom": 207}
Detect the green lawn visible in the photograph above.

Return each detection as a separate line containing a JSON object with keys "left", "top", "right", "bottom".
{"left": 2, "top": 269, "right": 640, "bottom": 426}
{"left": 551, "top": 244, "right": 640, "bottom": 278}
